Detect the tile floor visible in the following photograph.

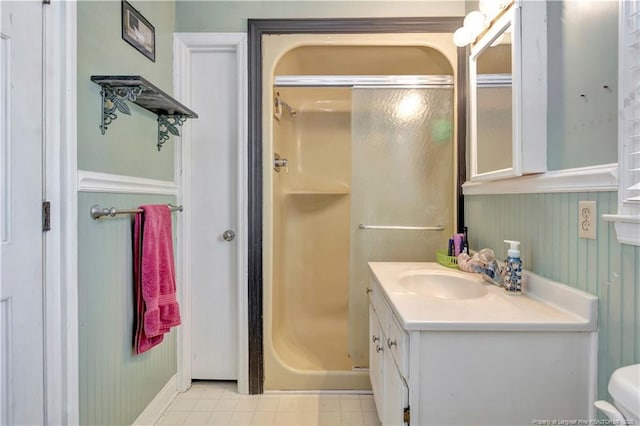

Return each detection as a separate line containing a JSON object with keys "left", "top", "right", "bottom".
{"left": 155, "top": 381, "right": 382, "bottom": 426}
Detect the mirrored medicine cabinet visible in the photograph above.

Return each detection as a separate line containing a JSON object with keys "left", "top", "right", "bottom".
{"left": 468, "top": 1, "right": 547, "bottom": 182}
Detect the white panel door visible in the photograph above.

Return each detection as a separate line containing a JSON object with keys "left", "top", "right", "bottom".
{"left": 190, "top": 49, "right": 238, "bottom": 379}
{"left": 0, "top": 1, "right": 45, "bottom": 424}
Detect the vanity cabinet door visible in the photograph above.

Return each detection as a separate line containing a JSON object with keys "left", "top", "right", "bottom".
{"left": 382, "top": 351, "right": 409, "bottom": 426}
{"left": 369, "top": 305, "right": 384, "bottom": 422}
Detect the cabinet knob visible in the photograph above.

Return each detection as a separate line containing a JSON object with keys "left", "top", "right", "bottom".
{"left": 372, "top": 335, "right": 379, "bottom": 343}
{"left": 376, "top": 345, "right": 384, "bottom": 353}
{"left": 387, "top": 338, "right": 397, "bottom": 349}
{"left": 366, "top": 288, "right": 372, "bottom": 294}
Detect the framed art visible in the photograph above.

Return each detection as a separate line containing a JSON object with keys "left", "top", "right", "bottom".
{"left": 121, "top": 1, "right": 155, "bottom": 62}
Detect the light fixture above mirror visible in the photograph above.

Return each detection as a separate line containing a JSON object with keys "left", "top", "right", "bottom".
{"left": 453, "top": 0, "right": 515, "bottom": 47}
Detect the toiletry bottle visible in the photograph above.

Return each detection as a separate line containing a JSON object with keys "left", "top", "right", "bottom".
{"left": 504, "top": 240, "right": 522, "bottom": 294}
{"left": 453, "top": 233, "right": 463, "bottom": 256}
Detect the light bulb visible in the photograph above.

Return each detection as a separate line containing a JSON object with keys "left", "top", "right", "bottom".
{"left": 479, "top": 0, "right": 501, "bottom": 20}
{"left": 453, "top": 27, "right": 472, "bottom": 47}
{"left": 464, "top": 11, "right": 487, "bottom": 39}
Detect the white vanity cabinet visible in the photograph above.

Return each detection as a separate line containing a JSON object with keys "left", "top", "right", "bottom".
{"left": 368, "top": 262, "right": 598, "bottom": 426}
{"left": 369, "top": 283, "right": 409, "bottom": 426}
{"left": 468, "top": 0, "right": 547, "bottom": 181}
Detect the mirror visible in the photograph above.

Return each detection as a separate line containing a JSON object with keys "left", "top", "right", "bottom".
{"left": 469, "top": 9, "right": 517, "bottom": 181}
{"left": 468, "top": 2, "right": 547, "bottom": 182}
{"left": 475, "top": 32, "right": 512, "bottom": 175}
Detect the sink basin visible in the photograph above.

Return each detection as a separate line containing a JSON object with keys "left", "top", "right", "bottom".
{"left": 397, "top": 270, "right": 488, "bottom": 299}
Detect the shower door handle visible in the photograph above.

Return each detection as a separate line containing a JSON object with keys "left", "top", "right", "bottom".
{"left": 222, "top": 230, "right": 236, "bottom": 242}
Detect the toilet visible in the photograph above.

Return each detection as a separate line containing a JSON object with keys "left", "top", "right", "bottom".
{"left": 594, "top": 364, "right": 640, "bottom": 423}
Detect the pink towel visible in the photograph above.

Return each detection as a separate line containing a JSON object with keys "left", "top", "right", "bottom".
{"left": 133, "top": 205, "right": 181, "bottom": 355}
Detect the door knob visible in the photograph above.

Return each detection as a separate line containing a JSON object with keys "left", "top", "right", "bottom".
{"left": 222, "top": 230, "right": 236, "bottom": 242}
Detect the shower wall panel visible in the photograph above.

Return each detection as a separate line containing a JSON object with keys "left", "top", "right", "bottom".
{"left": 267, "top": 88, "right": 370, "bottom": 390}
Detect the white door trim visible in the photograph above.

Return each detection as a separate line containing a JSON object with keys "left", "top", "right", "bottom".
{"left": 174, "top": 32, "right": 249, "bottom": 394}
{"left": 43, "top": 1, "right": 78, "bottom": 424}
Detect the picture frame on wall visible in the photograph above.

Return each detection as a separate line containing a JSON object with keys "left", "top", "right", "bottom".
{"left": 121, "top": 0, "right": 155, "bottom": 62}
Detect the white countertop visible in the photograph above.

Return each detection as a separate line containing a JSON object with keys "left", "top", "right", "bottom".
{"left": 369, "top": 262, "right": 598, "bottom": 332}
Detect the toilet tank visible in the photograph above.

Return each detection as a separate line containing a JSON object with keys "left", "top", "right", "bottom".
{"left": 609, "top": 364, "right": 640, "bottom": 421}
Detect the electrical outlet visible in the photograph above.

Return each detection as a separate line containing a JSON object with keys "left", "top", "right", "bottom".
{"left": 578, "top": 200, "right": 597, "bottom": 239}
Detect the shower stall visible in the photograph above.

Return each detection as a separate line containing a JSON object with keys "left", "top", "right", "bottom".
{"left": 263, "top": 35, "right": 458, "bottom": 391}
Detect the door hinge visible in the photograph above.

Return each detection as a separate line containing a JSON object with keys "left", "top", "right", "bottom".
{"left": 42, "top": 201, "right": 51, "bottom": 232}
{"left": 43, "top": 0, "right": 51, "bottom": 4}
{"left": 403, "top": 406, "right": 410, "bottom": 425}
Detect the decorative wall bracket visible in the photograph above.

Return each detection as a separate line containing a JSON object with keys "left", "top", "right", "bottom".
{"left": 91, "top": 76, "right": 198, "bottom": 151}
{"left": 158, "top": 115, "right": 187, "bottom": 151}
{"left": 99, "top": 85, "right": 145, "bottom": 134}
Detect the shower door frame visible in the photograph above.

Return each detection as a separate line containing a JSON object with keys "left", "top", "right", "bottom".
{"left": 247, "top": 17, "right": 467, "bottom": 394}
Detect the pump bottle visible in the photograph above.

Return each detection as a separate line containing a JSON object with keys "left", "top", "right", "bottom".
{"left": 504, "top": 240, "right": 522, "bottom": 294}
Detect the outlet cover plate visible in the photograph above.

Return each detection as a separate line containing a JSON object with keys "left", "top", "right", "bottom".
{"left": 579, "top": 200, "right": 597, "bottom": 239}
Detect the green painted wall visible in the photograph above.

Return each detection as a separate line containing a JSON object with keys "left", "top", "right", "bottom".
{"left": 175, "top": 0, "right": 466, "bottom": 32}
{"left": 77, "top": 1, "right": 179, "bottom": 424}
{"left": 78, "top": 0, "right": 176, "bottom": 181}
{"left": 465, "top": 192, "right": 640, "bottom": 402}
{"left": 547, "top": 0, "right": 618, "bottom": 170}
{"left": 78, "top": 192, "right": 177, "bottom": 425}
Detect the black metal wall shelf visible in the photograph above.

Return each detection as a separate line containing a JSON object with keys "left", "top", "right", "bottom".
{"left": 91, "top": 75, "right": 198, "bottom": 151}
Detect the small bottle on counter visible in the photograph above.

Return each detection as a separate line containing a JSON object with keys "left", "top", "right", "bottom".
{"left": 504, "top": 240, "right": 522, "bottom": 294}
{"left": 462, "top": 227, "right": 469, "bottom": 255}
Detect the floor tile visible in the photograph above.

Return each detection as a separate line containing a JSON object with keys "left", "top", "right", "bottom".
{"left": 340, "top": 398, "right": 362, "bottom": 412}
{"left": 215, "top": 398, "right": 239, "bottom": 412}
{"left": 360, "top": 398, "right": 377, "bottom": 412}
{"left": 255, "top": 397, "right": 279, "bottom": 412}
{"left": 169, "top": 398, "right": 198, "bottom": 412}
{"left": 156, "top": 381, "right": 379, "bottom": 426}
{"left": 157, "top": 411, "right": 190, "bottom": 425}
{"left": 318, "top": 396, "right": 341, "bottom": 412}
{"left": 273, "top": 411, "right": 300, "bottom": 426}
{"left": 207, "top": 411, "right": 234, "bottom": 425}
{"left": 250, "top": 411, "right": 276, "bottom": 426}
{"left": 228, "top": 411, "right": 254, "bottom": 426}
{"left": 235, "top": 398, "right": 260, "bottom": 412}
{"left": 342, "top": 411, "right": 365, "bottom": 426}
{"left": 183, "top": 411, "right": 213, "bottom": 425}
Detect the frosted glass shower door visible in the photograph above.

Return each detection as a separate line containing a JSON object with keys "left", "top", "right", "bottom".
{"left": 348, "top": 87, "right": 454, "bottom": 367}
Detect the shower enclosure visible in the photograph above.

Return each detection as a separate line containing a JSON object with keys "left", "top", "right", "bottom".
{"left": 263, "top": 35, "right": 458, "bottom": 391}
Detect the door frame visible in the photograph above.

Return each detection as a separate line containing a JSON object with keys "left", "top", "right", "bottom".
{"left": 42, "top": 1, "right": 79, "bottom": 424}
{"left": 173, "top": 32, "right": 249, "bottom": 394}
{"left": 247, "top": 17, "right": 466, "bottom": 393}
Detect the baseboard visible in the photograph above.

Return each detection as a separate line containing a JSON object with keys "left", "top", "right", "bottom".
{"left": 132, "top": 374, "right": 178, "bottom": 426}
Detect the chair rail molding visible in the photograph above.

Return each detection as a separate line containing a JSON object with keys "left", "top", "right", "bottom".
{"left": 77, "top": 170, "right": 178, "bottom": 195}
{"left": 462, "top": 163, "right": 618, "bottom": 195}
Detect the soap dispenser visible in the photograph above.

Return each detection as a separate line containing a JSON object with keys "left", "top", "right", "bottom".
{"left": 504, "top": 240, "right": 522, "bottom": 294}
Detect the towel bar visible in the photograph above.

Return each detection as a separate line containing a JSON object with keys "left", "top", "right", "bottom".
{"left": 90, "top": 203, "right": 183, "bottom": 220}
{"left": 358, "top": 224, "right": 445, "bottom": 231}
